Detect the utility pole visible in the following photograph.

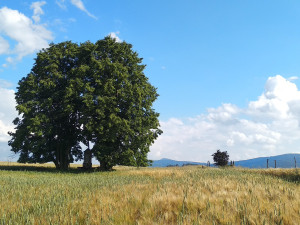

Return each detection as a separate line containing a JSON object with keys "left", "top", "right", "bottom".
{"left": 267, "top": 159, "right": 269, "bottom": 168}
{"left": 274, "top": 160, "right": 276, "bottom": 168}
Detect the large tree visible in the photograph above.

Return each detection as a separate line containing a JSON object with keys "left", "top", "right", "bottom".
{"left": 9, "top": 37, "right": 162, "bottom": 170}
{"left": 78, "top": 37, "right": 162, "bottom": 170}
{"left": 8, "top": 41, "right": 83, "bottom": 170}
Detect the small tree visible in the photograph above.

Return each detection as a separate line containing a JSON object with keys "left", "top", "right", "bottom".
{"left": 212, "top": 150, "right": 229, "bottom": 167}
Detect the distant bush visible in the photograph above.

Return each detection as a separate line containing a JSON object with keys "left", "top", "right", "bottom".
{"left": 182, "top": 163, "right": 198, "bottom": 167}
{"left": 166, "top": 164, "right": 179, "bottom": 167}
{"left": 212, "top": 150, "right": 229, "bottom": 167}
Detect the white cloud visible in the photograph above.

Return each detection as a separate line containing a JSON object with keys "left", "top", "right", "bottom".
{"left": 149, "top": 75, "right": 300, "bottom": 162}
{"left": 0, "top": 36, "right": 10, "bottom": 54}
{"left": 0, "top": 6, "right": 53, "bottom": 66}
{"left": 30, "top": 1, "right": 46, "bottom": 23}
{"left": 0, "top": 84, "right": 17, "bottom": 160}
{"left": 264, "top": 75, "right": 300, "bottom": 102}
{"left": 288, "top": 76, "right": 298, "bottom": 81}
{"left": 70, "top": 0, "right": 97, "bottom": 19}
{"left": 56, "top": 0, "right": 67, "bottom": 10}
{"left": 0, "top": 87, "right": 16, "bottom": 142}
{"left": 108, "top": 31, "right": 122, "bottom": 43}
{"left": 248, "top": 75, "right": 300, "bottom": 120}
{"left": 207, "top": 103, "right": 240, "bottom": 124}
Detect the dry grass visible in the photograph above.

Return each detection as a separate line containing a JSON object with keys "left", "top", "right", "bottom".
{"left": 0, "top": 163, "right": 299, "bottom": 224}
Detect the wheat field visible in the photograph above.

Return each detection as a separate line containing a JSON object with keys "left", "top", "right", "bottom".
{"left": 0, "top": 162, "right": 299, "bottom": 224}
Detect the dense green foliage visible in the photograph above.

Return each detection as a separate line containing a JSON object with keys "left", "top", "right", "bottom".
{"left": 8, "top": 37, "right": 162, "bottom": 170}
{"left": 79, "top": 38, "right": 162, "bottom": 170}
{"left": 8, "top": 42, "right": 82, "bottom": 170}
{"left": 212, "top": 149, "right": 229, "bottom": 167}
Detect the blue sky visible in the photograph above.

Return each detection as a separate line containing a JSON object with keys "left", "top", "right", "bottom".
{"left": 1, "top": 0, "right": 300, "bottom": 162}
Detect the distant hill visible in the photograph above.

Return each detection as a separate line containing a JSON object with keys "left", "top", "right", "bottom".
{"left": 150, "top": 158, "right": 206, "bottom": 167}
{"left": 234, "top": 153, "right": 300, "bottom": 168}
{"left": 150, "top": 153, "right": 300, "bottom": 168}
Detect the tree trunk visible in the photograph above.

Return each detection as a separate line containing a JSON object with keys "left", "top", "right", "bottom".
{"left": 99, "top": 161, "right": 113, "bottom": 171}
{"left": 54, "top": 160, "right": 59, "bottom": 169}
{"left": 83, "top": 149, "right": 92, "bottom": 169}
{"left": 61, "top": 146, "right": 70, "bottom": 170}
{"left": 56, "top": 142, "right": 70, "bottom": 170}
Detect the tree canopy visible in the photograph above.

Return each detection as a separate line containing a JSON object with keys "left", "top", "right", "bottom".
{"left": 9, "top": 36, "right": 162, "bottom": 170}
{"left": 212, "top": 150, "right": 229, "bottom": 167}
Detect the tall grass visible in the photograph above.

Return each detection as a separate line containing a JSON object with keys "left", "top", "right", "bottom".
{"left": 0, "top": 163, "right": 299, "bottom": 224}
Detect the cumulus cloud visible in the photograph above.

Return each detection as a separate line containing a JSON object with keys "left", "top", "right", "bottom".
{"left": 30, "top": 1, "right": 46, "bottom": 23}
{"left": 149, "top": 75, "right": 300, "bottom": 162}
{"left": 0, "top": 87, "right": 16, "bottom": 141}
{"left": 0, "top": 6, "right": 53, "bottom": 66}
{"left": 248, "top": 75, "right": 300, "bottom": 120}
{"left": 108, "top": 31, "right": 122, "bottom": 43}
{"left": 70, "top": 0, "right": 97, "bottom": 19}
{"left": 0, "top": 84, "right": 17, "bottom": 160}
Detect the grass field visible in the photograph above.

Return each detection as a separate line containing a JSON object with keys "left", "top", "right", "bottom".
{"left": 0, "top": 162, "right": 299, "bottom": 224}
